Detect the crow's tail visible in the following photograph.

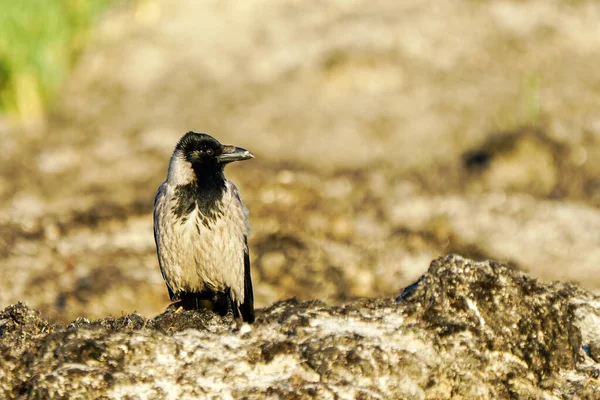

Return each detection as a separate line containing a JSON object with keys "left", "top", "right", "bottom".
{"left": 240, "top": 246, "right": 255, "bottom": 323}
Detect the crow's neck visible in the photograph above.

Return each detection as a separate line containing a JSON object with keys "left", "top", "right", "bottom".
{"left": 194, "top": 164, "right": 226, "bottom": 197}
{"left": 173, "top": 165, "right": 226, "bottom": 223}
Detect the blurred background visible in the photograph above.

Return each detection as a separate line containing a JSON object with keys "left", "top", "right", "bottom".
{"left": 1, "top": 0, "right": 600, "bottom": 322}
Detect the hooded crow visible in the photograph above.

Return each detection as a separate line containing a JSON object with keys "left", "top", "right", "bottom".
{"left": 153, "top": 131, "right": 255, "bottom": 323}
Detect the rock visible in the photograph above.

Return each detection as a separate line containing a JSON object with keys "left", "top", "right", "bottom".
{"left": 1, "top": 255, "right": 598, "bottom": 399}
{"left": 587, "top": 340, "right": 600, "bottom": 363}
{"left": 398, "top": 256, "right": 582, "bottom": 385}
{"left": 462, "top": 130, "right": 563, "bottom": 196}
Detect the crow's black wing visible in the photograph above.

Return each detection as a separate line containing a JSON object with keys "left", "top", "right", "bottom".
{"left": 240, "top": 239, "right": 255, "bottom": 323}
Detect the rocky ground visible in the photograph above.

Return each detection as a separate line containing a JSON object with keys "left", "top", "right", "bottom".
{"left": 1, "top": 0, "right": 600, "bottom": 396}
{"left": 1, "top": 255, "right": 599, "bottom": 398}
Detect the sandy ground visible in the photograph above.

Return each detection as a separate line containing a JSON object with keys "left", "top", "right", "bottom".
{"left": 1, "top": 0, "right": 600, "bottom": 322}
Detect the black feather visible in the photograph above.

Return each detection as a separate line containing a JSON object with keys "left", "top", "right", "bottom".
{"left": 167, "top": 285, "right": 176, "bottom": 302}
{"left": 240, "top": 240, "right": 255, "bottom": 323}
{"left": 171, "top": 183, "right": 224, "bottom": 228}
{"left": 171, "top": 131, "right": 227, "bottom": 221}
{"left": 175, "top": 290, "right": 231, "bottom": 317}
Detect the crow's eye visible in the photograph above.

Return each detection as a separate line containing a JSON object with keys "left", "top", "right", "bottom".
{"left": 206, "top": 148, "right": 214, "bottom": 156}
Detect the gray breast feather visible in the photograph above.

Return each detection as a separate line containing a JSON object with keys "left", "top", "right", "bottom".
{"left": 154, "top": 180, "right": 249, "bottom": 304}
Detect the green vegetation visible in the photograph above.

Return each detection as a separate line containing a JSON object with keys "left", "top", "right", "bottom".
{"left": 0, "top": 0, "right": 112, "bottom": 123}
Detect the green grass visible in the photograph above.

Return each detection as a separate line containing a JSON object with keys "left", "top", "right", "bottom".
{"left": 0, "top": 0, "right": 112, "bottom": 123}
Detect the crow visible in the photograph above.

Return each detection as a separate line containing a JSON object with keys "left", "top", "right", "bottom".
{"left": 153, "top": 131, "right": 255, "bottom": 323}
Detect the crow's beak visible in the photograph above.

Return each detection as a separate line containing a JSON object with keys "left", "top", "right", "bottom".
{"left": 218, "top": 145, "right": 254, "bottom": 163}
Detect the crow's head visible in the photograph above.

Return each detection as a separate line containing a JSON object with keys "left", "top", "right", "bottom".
{"left": 168, "top": 132, "right": 253, "bottom": 186}
{"left": 177, "top": 132, "right": 253, "bottom": 167}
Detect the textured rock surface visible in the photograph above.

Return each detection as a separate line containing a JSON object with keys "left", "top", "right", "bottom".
{"left": 1, "top": 255, "right": 599, "bottom": 399}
